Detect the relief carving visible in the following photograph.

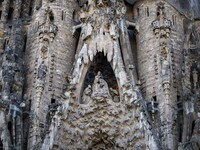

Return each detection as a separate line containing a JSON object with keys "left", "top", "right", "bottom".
{"left": 152, "top": 2, "right": 172, "bottom": 83}
{"left": 82, "top": 85, "right": 92, "bottom": 104}
{"left": 123, "top": 82, "right": 138, "bottom": 104}
{"left": 91, "top": 72, "right": 111, "bottom": 101}
{"left": 37, "top": 62, "right": 47, "bottom": 82}
{"left": 39, "top": 7, "right": 58, "bottom": 42}
{"left": 192, "top": 68, "right": 198, "bottom": 90}
{"left": 152, "top": 2, "right": 171, "bottom": 38}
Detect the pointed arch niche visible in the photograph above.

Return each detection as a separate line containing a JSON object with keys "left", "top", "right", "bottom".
{"left": 79, "top": 52, "right": 119, "bottom": 104}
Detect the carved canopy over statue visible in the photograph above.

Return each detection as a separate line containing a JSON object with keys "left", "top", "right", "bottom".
{"left": 71, "top": 0, "right": 128, "bottom": 85}
{"left": 73, "top": 0, "right": 126, "bottom": 61}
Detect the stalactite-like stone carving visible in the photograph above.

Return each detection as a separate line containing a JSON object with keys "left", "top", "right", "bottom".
{"left": 73, "top": 0, "right": 126, "bottom": 63}
{"left": 72, "top": 0, "right": 128, "bottom": 85}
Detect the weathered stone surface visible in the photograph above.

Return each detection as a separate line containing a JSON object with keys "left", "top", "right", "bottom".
{"left": 0, "top": 0, "right": 199, "bottom": 150}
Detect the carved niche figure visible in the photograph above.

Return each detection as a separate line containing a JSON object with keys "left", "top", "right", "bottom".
{"left": 82, "top": 85, "right": 92, "bottom": 104}
{"left": 110, "top": 87, "right": 120, "bottom": 102}
{"left": 91, "top": 72, "right": 111, "bottom": 100}
{"left": 37, "top": 62, "right": 47, "bottom": 81}
{"left": 41, "top": 45, "right": 48, "bottom": 59}
{"left": 192, "top": 68, "right": 198, "bottom": 89}
{"left": 160, "top": 42, "right": 171, "bottom": 80}
{"left": 123, "top": 82, "right": 138, "bottom": 104}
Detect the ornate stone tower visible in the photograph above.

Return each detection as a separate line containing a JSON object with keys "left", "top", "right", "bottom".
{"left": 0, "top": 0, "right": 199, "bottom": 150}
{"left": 133, "top": 1, "right": 185, "bottom": 149}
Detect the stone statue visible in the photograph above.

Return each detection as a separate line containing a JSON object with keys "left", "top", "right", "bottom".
{"left": 192, "top": 68, "right": 198, "bottom": 89}
{"left": 82, "top": 85, "right": 92, "bottom": 104}
{"left": 91, "top": 72, "right": 111, "bottom": 100}
{"left": 37, "top": 63, "right": 47, "bottom": 81}
{"left": 123, "top": 82, "right": 137, "bottom": 104}
{"left": 110, "top": 87, "right": 120, "bottom": 102}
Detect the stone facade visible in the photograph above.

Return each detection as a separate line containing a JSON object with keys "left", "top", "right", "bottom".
{"left": 0, "top": 0, "right": 199, "bottom": 150}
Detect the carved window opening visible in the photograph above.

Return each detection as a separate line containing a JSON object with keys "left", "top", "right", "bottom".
{"left": 146, "top": 7, "right": 149, "bottom": 17}
{"left": 0, "top": 10, "right": 2, "bottom": 20}
{"left": 8, "top": 7, "right": 14, "bottom": 21}
{"left": 137, "top": 7, "right": 140, "bottom": 17}
{"left": 177, "top": 95, "right": 183, "bottom": 142}
{"left": 0, "top": 0, "right": 3, "bottom": 7}
{"left": 3, "top": 39, "right": 7, "bottom": 51}
{"left": 61, "top": 11, "right": 64, "bottom": 21}
{"left": 7, "top": 121, "right": 13, "bottom": 144}
{"left": 29, "top": 0, "right": 34, "bottom": 16}
{"left": 157, "top": 11, "right": 160, "bottom": 17}
{"left": 29, "top": 6, "right": 32, "bottom": 16}
{"left": 178, "top": 119, "right": 183, "bottom": 142}
{"left": 172, "top": 15, "right": 177, "bottom": 26}
{"left": 51, "top": 98, "right": 56, "bottom": 104}
{"left": 0, "top": 139, "right": 3, "bottom": 150}
{"left": 72, "top": 10, "right": 76, "bottom": 22}
{"left": 49, "top": 12, "right": 54, "bottom": 22}
{"left": 74, "top": 30, "right": 81, "bottom": 57}
{"left": 81, "top": 52, "right": 119, "bottom": 104}
{"left": 128, "top": 29, "right": 138, "bottom": 75}
{"left": 191, "top": 120, "right": 195, "bottom": 136}
{"left": 85, "top": 1, "right": 88, "bottom": 5}
{"left": 8, "top": 25, "right": 12, "bottom": 30}
{"left": 23, "top": 35, "right": 27, "bottom": 52}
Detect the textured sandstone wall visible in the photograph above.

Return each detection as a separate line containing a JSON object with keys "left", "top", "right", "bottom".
{"left": 0, "top": 0, "right": 199, "bottom": 150}
{"left": 133, "top": 0, "right": 185, "bottom": 149}
{"left": 24, "top": 0, "right": 78, "bottom": 149}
